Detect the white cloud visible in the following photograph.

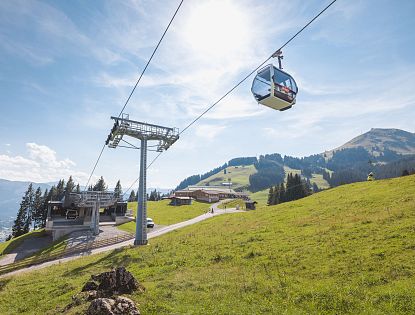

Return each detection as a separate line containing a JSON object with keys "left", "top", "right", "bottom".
{"left": 194, "top": 124, "right": 227, "bottom": 141}
{"left": 0, "top": 143, "right": 92, "bottom": 184}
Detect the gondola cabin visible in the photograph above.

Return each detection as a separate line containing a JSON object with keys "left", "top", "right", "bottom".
{"left": 251, "top": 64, "right": 298, "bottom": 111}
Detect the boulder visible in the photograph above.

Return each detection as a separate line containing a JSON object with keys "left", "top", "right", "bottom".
{"left": 87, "top": 297, "right": 140, "bottom": 315}
{"left": 113, "top": 297, "right": 140, "bottom": 315}
{"left": 87, "top": 298, "right": 116, "bottom": 315}
{"left": 64, "top": 267, "right": 143, "bottom": 314}
{"left": 82, "top": 280, "right": 98, "bottom": 292}
{"left": 90, "top": 267, "right": 143, "bottom": 296}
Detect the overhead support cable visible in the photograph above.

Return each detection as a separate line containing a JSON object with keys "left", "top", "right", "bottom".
{"left": 83, "top": 143, "right": 106, "bottom": 191}
{"left": 117, "top": 0, "right": 184, "bottom": 118}
{"left": 84, "top": 0, "right": 184, "bottom": 191}
{"left": 139, "top": 0, "right": 339, "bottom": 177}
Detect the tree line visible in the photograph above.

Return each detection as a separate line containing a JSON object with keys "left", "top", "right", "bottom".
{"left": 127, "top": 189, "right": 168, "bottom": 202}
{"left": 267, "top": 173, "right": 312, "bottom": 206}
{"left": 249, "top": 154, "right": 285, "bottom": 192}
{"left": 175, "top": 156, "right": 259, "bottom": 190}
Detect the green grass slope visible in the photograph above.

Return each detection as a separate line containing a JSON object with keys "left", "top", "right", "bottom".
{"left": 1, "top": 176, "right": 414, "bottom": 314}
{"left": 196, "top": 165, "right": 256, "bottom": 190}
{"left": 284, "top": 166, "right": 330, "bottom": 189}
{"left": 118, "top": 200, "right": 210, "bottom": 233}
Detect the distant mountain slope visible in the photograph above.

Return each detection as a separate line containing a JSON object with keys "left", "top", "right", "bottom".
{"left": 175, "top": 128, "right": 415, "bottom": 193}
{"left": 196, "top": 165, "right": 256, "bottom": 190}
{"left": 0, "top": 179, "right": 51, "bottom": 219}
{"left": 328, "top": 128, "right": 415, "bottom": 156}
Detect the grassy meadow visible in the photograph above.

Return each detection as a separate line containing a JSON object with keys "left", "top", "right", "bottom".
{"left": 118, "top": 199, "right": 210, "bottom": 233}
{"left": 0, "top": 175, "right": 414, "bottom": 314}
{"left": 197, "top": 165, "right": 256, "bottom": 190}
{"left": 249, "top": 188, "right": 269, "bottom": 206}
{"left": 217, "top": 198, "right": 246, "bottom": 210}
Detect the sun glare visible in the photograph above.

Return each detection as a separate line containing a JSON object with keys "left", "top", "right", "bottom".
{"left": 183, "top": 0, "right": 252, "bottom": 58}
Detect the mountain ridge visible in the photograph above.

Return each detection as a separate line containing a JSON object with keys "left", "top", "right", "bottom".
{"left": 326, "top": 128, "right": 415, "bottom": 156}
{"left": 176, "top": 128, "right": 415, "bottom": 192}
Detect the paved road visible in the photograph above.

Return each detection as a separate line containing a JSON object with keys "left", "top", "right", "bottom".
{"left": 1, "top": 204, "right": 242, "bottom": 278}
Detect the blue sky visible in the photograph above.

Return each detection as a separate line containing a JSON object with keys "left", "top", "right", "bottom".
{"left": 0, "top": 0, "right": 414, "bottom": 189}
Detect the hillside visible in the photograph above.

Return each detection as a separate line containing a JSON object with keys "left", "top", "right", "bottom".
{"left": 0, "top": 179, "right": 52, "bottom": 219}
{"left": 329, "top": 128, "right": 415, "bottom": 156}
{"left": 176, "top": 128, "right": 415, "bottom": 195}
{"left": 0, "top": 175, "right": 414, "bottom": 314}
{"left": 196, "top": 165, "right": 256, "bottom": 190}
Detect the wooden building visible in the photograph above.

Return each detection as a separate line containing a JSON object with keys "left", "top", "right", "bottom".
{"left": 174, "top": 186, "right": 249, "bottom": 203}
{"left": 169, "top": 196, "right": 193, "bottom": 206}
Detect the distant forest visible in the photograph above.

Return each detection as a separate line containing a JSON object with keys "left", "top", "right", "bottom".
{"left": 175, "top": 147, "right": 415, "bottom": 193}
{"left": 175, "top": 157, "right": 257, "bottom": 190}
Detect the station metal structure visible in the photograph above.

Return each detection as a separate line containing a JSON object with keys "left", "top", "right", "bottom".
{"left": 47, "top": 191, "right": 116, "bottom": 235}
{"left": 106, "top": 114, "right": 179, "bottom": 245}
{"left": 77, "top": 191, "right": 116, "bottom": 235}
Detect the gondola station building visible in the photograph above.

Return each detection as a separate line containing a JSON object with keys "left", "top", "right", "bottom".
{"left": 173, "top": 186, "right": 249, "bottom": 203}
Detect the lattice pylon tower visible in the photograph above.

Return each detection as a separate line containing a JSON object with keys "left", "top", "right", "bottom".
{"left": 106, "top": 114, "right": 179, "bottom": 245}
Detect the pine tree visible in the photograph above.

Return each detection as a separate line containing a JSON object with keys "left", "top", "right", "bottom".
{"left": 285, "top": 173, "right": 294, "bottom": 202}
{"left": 114, "top": 180, "right": 123, "bottom": 200}
{"left": 12, "top": 199, "right": 28, "bottom": 237}
{"left": 75, "top": 184, "right": 81, "bottom": 193}
{"left": 271, "top": 185, "right": 279, "bottom": 205}
{"left": 24, "top": 183, "right": 34, "bottom": 232}
{"left": 56, "top": 179, "right": 65, "bottom": 200}
{"left": 65, "top": 176, "right": 75, "bottom": 193}
{"left": 49, "top": 185, "right": 58, "bottom": 201}
{"left": 32, "top": 187, "right": 44, "bottom": 229}
{"left": 93, "top": 176, "right": 107, "bottom": 191}
{"left": 312, "top": 182, "right": 319, "bottom": 192}
{"left": 279, "top": 182, "right": 286, "bottom": 203}
{"left": 12, "top": 184, "right": 34, "bottom": 237}
{"left": 40, "top": 189, "right": 49, "bottom": 228}
{"left": 128, "top": 190, "right": 136, "bottom": 202}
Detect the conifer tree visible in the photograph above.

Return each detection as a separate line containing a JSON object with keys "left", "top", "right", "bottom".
{"left": 267, "top": 186, "right": 274, "bottom": 205}
{"left": 271, "top": 185, "right": 280, "bottom": 205}
{"left": 32, "top": 187, "right": 44, "bottom": 229}
{"left": 128, "top": 190, "right": 136, "bottom": 202}
{"left": 48, "top": 185, "right": 57, "bottom": 201}
{"left": 40, "top": 188, "right": 49, "bottom": 228}
{"left": 56, "top": 179, "right": 65, "bottom": 200}
{"left": 12, "top": 199, "right": 28, "bottom": 238}
{"left": 65, "top": 176, "right": 75, "bottom": 193}
{"left": 12, "top": 184, "right": 34, "bottom": 237}
{"left": 93, "top": 176, "right": 107, "bottom": 191}
{"left": 114, "top": 180, "right": 122, "bottom": 200}
{"left": 279, "top": 182, "right": 286, "bottom": 203}
{"left": 75, "top": 184, "right": 81, "bottom": 193}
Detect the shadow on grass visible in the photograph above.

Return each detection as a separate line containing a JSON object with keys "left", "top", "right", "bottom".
{"left": 0, "top": 278, "right": 11, "bottom": 292}
{"left": 0, "top": 230, "right": 48, "bottom": 257}
{"left": 63, "top": 247, "right": 135, "bottom": 277}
